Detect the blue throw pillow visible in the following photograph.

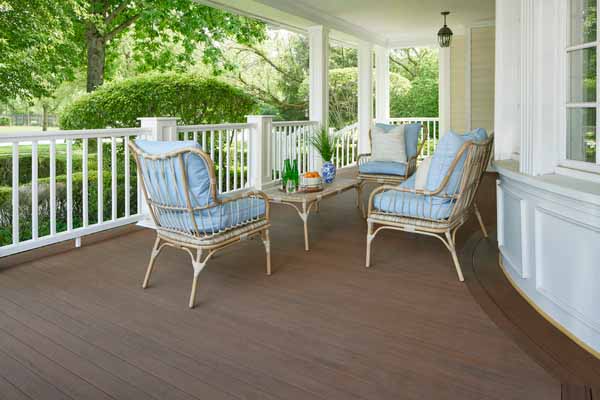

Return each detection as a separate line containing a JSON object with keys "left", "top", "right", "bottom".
{"left": 135, "top": 140, "right": 214, "bottom": 207}
{"left": 425, "top": 129, "right": 488, "bottom": 195}
{"left": 374, "top": 123, "right": 420, "bottom": 159}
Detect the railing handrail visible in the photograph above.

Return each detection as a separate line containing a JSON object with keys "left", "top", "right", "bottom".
{"left": 0, "top": 127, "right": 152, "bottom": 142}
{"left": 389, "top": 117, "right": 439, "bottom": 121}
{"left": 176, "top": 123, "right": 254, "bottom": 131}
{"left": 333, "top": 122, "right": 358, "bottom": 135}
{"left": 272, "top": 120, "right": 319, "bottom": 127}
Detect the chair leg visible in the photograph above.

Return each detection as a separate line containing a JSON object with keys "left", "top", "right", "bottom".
{"left": 444, "top": 231, "right": 464, "bottom": 282}
{"left": 189, "top": 249, "right": 209, "bottom": 309}
{"left": 366, "top": 221, "right": 374, "bottom": 268}
{"left": 474, "top": 203, "right": 488, "bottom": 238}
{"left": 142, "top": 236, "right": 162, "bottom": 289}
{"left": 189, "top": 274, "right": 200, "bottom": 309}
{"left": 261, "top": 229, "right": 272, "bottom": 275}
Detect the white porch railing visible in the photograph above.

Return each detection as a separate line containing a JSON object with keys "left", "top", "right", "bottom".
{"left": 389, "top": 117, "right": 440, "bottom": 157}
{"left": 0, "top": 116, "right": 438, "bottom": 258}
{"left": 271, "top": 121, "right": 319, "bottom": 179}
{"left": 0, "top": 127, "right": 150, "bottom": 257}
{"left": 176, "top": 123, "right": 253, "bottom": 194}
{"left": 333, "top": 122, "right": 359, "bottom": 168}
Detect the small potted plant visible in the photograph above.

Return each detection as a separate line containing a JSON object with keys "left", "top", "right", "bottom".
{"left": 310, "top": 127, "right": 337, "bottom": 184}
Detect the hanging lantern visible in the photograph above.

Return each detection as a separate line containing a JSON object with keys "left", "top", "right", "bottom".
{"left": 438, "top": 11, "right": 453, "bottom": 48}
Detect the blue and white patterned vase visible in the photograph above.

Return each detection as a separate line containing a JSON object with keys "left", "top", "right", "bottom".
{"left": 321, "top": 161, "right": 336, "bottom": 184}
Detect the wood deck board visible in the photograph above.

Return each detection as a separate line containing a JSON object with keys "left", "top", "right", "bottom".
{"left": 0, "top": 174, "right": 561, "bottom": 399}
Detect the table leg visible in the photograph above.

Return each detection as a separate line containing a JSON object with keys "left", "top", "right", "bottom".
{"left": 301, "top": 202, "right": 310, "bottom": 251}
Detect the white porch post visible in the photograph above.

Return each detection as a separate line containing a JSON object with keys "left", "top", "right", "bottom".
{"left": 375, "top": 45, "right": 390, "bottom": 123}
{"left": 308, "top": 26, "right": 329, "bottom": 169}
{"left": 308, "top": 26, "right": 329, "bottom": 125}
{"left": 247, "top": 115, "right": 273, "bottom": 190}
{"left": 439, "top": 47, "right": 451, "bottom": 136}
{"left": 358, "top": 42, "right": 374, "bottom": 154}
{"left": 138, "top": 117, "right": 178, "bottom": 141}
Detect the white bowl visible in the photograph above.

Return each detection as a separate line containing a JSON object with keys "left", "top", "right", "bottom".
{"left": 301, "top": 176, "right": 322, "bottom": 187}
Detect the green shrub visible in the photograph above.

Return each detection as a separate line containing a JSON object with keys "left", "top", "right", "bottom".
{"left": 0, "top": 116, "right": 10, "bottom": 126}
{"left": 0, "top": 170, "right": 138, "bottom": 246}
{"left": 59, "top": 73, "right": 259, "bottom": 129}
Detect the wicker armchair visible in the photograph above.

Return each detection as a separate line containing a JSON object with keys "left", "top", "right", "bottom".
{"left": 130, "top": 140, "right": 271, "bottom": 308}
{"left": 365, "top": 134, "right": 494, "bottom": 281}
{"left": 356, "top": 124, "right": 426, "bottom": 215}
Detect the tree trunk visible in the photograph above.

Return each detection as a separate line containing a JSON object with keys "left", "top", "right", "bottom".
{"left": 86, "top": 26, "right": 106, "bottom": 92}
{"left": 42, "top": 103, "right": 48, "bottom": 131}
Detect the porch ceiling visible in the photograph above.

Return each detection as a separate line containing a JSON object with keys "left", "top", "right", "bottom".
{"left": 196, "top": 0, "right": 495, "bottom": 47}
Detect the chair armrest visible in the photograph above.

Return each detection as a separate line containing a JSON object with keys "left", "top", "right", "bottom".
{"left": 356, "top": 153, "right": 372, "bottom": 166}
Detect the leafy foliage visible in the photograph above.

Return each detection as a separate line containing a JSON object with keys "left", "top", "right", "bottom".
{"left": 0, "top": 0, "right": 82, "bottom": 101}
{"left": 309, "top": 127, "right": 336, "bottom": 162}
{"left": 59, "top": 72, "right": 258, "bottom": 129}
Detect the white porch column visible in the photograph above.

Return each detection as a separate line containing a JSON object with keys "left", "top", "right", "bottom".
{"left": 375, "top": 46, "right": 390, "bottom": 123}
{"left": 308, "top": 26, "right": 329, "bottom": 125}
{"left": 438, "top": 47, "right": 451, "bottom": 136}
{"left": 138, "top": 117, "right": 178, "bottom": 141}
{"left": 358, "top": 42, "right": 373, "bottom": 154}
{"left": 247, "top": 115, "right": 273, "bottom": 189}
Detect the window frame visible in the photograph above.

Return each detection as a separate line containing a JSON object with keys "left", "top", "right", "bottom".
{"left": 562, "top": 0, "right": 600, "bottom": 173}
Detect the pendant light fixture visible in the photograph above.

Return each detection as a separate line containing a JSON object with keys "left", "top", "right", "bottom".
{"left": 438, "top": 11, "right": 453, "bottom": 48}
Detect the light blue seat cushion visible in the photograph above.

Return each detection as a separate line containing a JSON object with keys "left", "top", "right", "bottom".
{"left": 373, "top": 123, "right": 420, "bottom": 159}
{"left": 135, "top": 139, "right": 265, "bottom": 234}
{"left": 359, "top": 161, "right": 407, "bottom": 176}
{"left": 373, "top": 189, "right": 454, "bottom": 220}
{"left": 191, "top": 194, "right": 266, "bottom": 234}
{"left": 425, "top": 129, "right": 488, "bottom": 195}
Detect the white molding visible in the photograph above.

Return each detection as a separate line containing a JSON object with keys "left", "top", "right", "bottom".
{"left": 496, "top": 179, "right": 504, "bottom": 246}
{"left": 520, "top": 197, "right": 530, "bottom": 279}
{"left": 519, "top": 0, "right": 535, "bottom": 175}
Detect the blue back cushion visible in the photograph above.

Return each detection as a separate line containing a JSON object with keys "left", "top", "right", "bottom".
{"left": 374, "top": 123, "right": 420, "bottom": 159}
{"left": 135, "top": 140, "right": 214, "bottom": 207}
{"left": 425, "top": 129, "right": 488, "bottom": 195}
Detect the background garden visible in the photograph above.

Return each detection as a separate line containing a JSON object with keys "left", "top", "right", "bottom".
{"left": 0, "top": 0, "right": 439, "bottom": 245}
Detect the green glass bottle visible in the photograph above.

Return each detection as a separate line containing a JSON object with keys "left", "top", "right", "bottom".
{"left": 282, "top": 159, "right": 292, "bottom": 190}
{"left": 291, "top": 159, "right": 299, "bottom": 189}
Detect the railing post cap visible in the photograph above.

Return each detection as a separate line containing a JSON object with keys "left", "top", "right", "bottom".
{"left": 246, "top": 115, "right": 275, "bottom": 118}
{"left": 137, "top": 117, "right": 180, "bottom": 121}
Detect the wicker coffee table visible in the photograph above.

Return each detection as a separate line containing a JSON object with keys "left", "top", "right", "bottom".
{"left": 263, "top": 177, "right": 362, "bottom": 251}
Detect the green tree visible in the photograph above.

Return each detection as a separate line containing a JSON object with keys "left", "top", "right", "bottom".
{"left": 77, "top": 0, "right": 266, "bottom": 91}
{"left": 0, "top": 0, "right": 82, "bottom": 101}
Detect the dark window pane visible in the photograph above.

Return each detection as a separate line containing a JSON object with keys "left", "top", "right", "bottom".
{"left": 567, "top": 107, "right": 597, "bottom": 163}
{"left": 569, "top": 48, "right": 597, "bottom": 103}
{"left": 570, "top": 0, "right": 597, "bottom": 46}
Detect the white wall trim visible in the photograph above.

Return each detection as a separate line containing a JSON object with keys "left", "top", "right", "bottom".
{"left": 519, "top": 0, "right": 535, "bottom": 175}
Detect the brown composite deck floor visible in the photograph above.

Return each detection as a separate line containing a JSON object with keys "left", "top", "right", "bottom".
{"left": 0, "top": 174, "right": 561, "bottom": 399}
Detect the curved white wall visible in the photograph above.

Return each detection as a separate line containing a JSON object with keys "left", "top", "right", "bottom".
{"left": 496, "top": 161, "right": 600, "bottom": 356}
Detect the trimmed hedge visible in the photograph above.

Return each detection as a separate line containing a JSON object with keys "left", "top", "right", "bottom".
{"left": 59, "top": 73, "right": 259, "bottom": 129}
{"left": 0, "top": 170, "right": 138, "bottom": 246}
{"left": 0, "top": 117, "right": 10, "bottom": 126}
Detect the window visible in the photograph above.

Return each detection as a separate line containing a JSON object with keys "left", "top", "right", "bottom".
{"left": 566, "top": 0, "right": 598, "bottom": 165}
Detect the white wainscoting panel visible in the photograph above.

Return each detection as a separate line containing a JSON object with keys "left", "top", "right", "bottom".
{"left": 535, "top": 208, "right": 600, "bottom": 333}
{"left": 496, "top": 163, "right": 600, "bottom": 355}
